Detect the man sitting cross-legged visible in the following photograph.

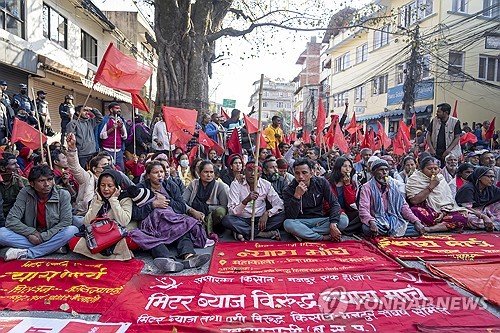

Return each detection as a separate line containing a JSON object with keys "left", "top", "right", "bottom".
{"left": 283, "top": 159, "right": 348, "bottom": 242}
{"left": 0, "top": 164, "right": 78, "bottom": 260}
{"left": 222, "top": 161, "right": 285, "bottom": 241}
{"left": 359, "top": 159, "right": 425, "bottom": 238}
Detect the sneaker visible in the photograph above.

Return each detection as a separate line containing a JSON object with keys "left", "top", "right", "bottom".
{"left": 153, "top": 258, "right": 184, "bottom": 273}
{"left": 4, "top": 248, "right": 28, "bottom": 261}
{"left": 181, "top": 253, "right": 211, "bottom": 269}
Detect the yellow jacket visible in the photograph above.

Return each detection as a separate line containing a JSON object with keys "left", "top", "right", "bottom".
{"left": 263, "top": 125, "right": 284, "bottom": 149}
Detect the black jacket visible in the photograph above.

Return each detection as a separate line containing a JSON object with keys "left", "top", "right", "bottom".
{"left": 132, "top": 178, "right": 186, "bottom": 221}
{"left": 282, "top": 176, "right": 340, "bottom": 224}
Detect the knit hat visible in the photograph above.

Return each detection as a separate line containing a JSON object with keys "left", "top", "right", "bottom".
{"left": 226, "top": 153, "right": 242, "bottom": 168}
{"left": 370, "top": 159, "right": 389, "bottom": 173}
{"left": 126, "top": 185, "right": 155, "bottom": 207}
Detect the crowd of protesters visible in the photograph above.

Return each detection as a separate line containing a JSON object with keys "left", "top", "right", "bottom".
{"left": 0, "top": 83, "right": 498, "bottom": 274}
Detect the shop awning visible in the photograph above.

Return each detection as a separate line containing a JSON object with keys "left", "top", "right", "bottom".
{"left": 80, "top": 78, "right": 132, "bottom": 103}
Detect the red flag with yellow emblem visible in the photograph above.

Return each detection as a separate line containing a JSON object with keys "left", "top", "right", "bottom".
{"left": 11, "top": 118, "right": 47, "bottom": 150}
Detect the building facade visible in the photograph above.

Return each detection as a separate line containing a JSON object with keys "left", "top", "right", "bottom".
{"left": 0, "top": 0, "right": 156, "bottom": 134}
{"left": 247, "top": 77, "right": 294, "bottom": 131}
{"left": 325, "top": 0, "right": 500, "bottom": 134}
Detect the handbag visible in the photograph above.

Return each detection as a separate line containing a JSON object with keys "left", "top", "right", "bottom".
{"left": 85, "top": 217, "right": 128, "bottom": 254}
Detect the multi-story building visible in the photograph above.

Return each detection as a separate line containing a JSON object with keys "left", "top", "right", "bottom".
{"left": 247, "top": 77, "right": 294, "bottom": 131}
{"left": 293, "top": 36, "right": 321, "bottom": 132}
{"left": 325, "top": 0, "right": 500, "bottom": 134}
{"left": 0, "top": 0, "right": 156, "bottom": 133}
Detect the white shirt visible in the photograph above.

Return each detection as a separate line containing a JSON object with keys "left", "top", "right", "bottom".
{"left": 152, "top": 121, "right": 175, "bottom": 151}
{"left": 228, "top": 177, "right": 283, "bottom": 218}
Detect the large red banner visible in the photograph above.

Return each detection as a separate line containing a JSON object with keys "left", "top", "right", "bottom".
{"left": 208, "top": 240, "right": 400, "bottom": 275}
{"left": 427, "top": 260, "right": 500, "bottom": 307}
{"left": 99, "top": 269, "right": 499, "bottom": 333}
{"left": 0, "top": 259, "right": 143, "bottom": 313}
{"left": 372, "top": 233, "right": 500, "bottom": 261}
{"left": 0, "top": 317, "right": 130, "bottom": 332}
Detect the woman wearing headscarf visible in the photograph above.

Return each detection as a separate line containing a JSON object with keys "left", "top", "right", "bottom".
{"left": 184, "top": 160, "right": 229, "bottom": 240}
{"left": 219, "top": 154, "right": 243, "bottom": 186}
{"left": 456, "top": 166, "right": 500, "bottom": 231}
{"left": 72, "top": 170, "right": 134, "bottom": 260}
{"left": 327, "top": 157, "right": 361, "bottom": 234}
{"left": 406, "top": 156, "right": 468, "bottom": 233}
{"left": 449, "top": 163, "right": 474, "bottom": 197}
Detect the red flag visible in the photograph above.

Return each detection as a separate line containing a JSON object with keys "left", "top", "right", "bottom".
{"left": 377, "top": 121, "right": 391, "bottom": 149}
{"left": 130, "top": 93, "right": 149, "bottom": 112}
{"left": 94, "top": 43, "right": 152, "bottom": 92}
{"left": 399, "top": 120, "right": 411, "bottom": 140}
{"left": 333, "top": 119, "right": 349, "bottom": 152}
{"left": 162, "top": 106, "right": 198, "bottom": 145}
{"left": 259, "top": 133, "right": 267, "bottom": 149}
{"left": 293, "top": 117, "right": 301, "bottom": 129}
{"left": 485, "top": 117, "right": 496, "bottom": 140}
{"left": 460, "top": 132, "right": 478, "bottom": 146}
{"left": 345, "top": 114, "right": 360, "bottom": 135}
{"left": 393, "top": 125, "right": 412, "bottom": 156}
{"left": 273, "top": 141, "right": 283, "bottom": 159}
{"left": 198, "top": 130, "right": 224, "bottom": 155}
{"left": 188, "top": 146, "right": 198, "bottom": 164}
{"left": 289, "top": 131, "right": 297, "bottom": 142}
{"left": 411, "top": 112, "right": 416, "bottom": 129}
{"left": 11, "top": 118, "right": 47, "bottom": 150}
{"left": 243, "top": 114, "right": 259, "bottom": 134}
{"left": 315, "top": 98, "right": 327, "bottom": 145}
{"left": 220, "top": 107, "right": 229, "bottom": 121}
{"left": 226, "top": 129, "right": 242, "bottom": 154}
{"left": 361, "top": 128, "right": 376, "bottom": 150}
{"left": 302, "top": 130, "right": 310, "bottom": 144}
{"left": 452, "top": 100, "right": 458, "bottom": 118}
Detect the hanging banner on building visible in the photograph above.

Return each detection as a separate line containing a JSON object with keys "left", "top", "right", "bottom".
{"left": 372, "top": 233, "right": 500, "bottom": 261}
{"left": 387, "top": 79, "right": 434, "bottom": 106}
{"left": 0, "top": 259, "right": 143, "bottom": 313}
{"left": 0, "top": 317, "right": 130, "bottom": 333}
{"left": 99, "top": 269, "right": 499, "bottom": 333}
{"left": 427, "top": 260, "right": 500, "bottom": 306}
{"left": 208, "top": 240, "right": 400, "bottom": 275}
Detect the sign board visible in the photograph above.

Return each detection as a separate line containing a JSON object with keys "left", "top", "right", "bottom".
{"left": 222, "top": 99, "right": 236, "bottom": 108}
{"left": 485, "top": 35, "right": 500, "bottom": 50}
{"left": 387, "top": 79, "right": 434, "bottom": 106}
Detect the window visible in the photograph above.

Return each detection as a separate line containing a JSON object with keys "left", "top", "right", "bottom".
{"left": 452, "top": 0, "right": 467, "bottom": 12}
{"left": 277, "top": 101, "right": 284, "bottom": 108}
{"left": 374, "top": 25, "right": 390, "bottom": 50}
{"left": 479, "top": 56, "right": 500, "bottom": 82}
{"left": 263, "top": 101, "right": 268, "bottom": 108}
{"left": 333, "top": 92, "right": 348, "bottom": 108}
{"left": 356, "top": 43, "right": 368, "bottom": 64}
{"left": 42, "top": 3, "right": 67, "bottom": 48}
{"left": 396, "top": 63, "right": 406, "bottom": 85}
{"left": 483, "top": 0, "right": 500, "bottom": 18}
{"left": 0, "top": 0, "right": 25, "bottom": 38}
{"left": 373, "top": 74, "right": 388, "bottom": 95}
{"left": 399, "top": 0, "right": 433, "bottom": 28}
{"left": 355, "top": 85, "right": 366, "bottom": 102}
{"left": 334, "top": 52, "right": 350, "bottom": 73}
{"left": 81, "top": 30, "right": 97, "bottom": 65}
{"left": 448, "top": 51, "right": 464, "bottom": 76}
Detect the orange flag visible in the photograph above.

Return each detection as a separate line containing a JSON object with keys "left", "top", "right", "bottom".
{"left": 377, "top": 121, "right": 391, "bottom": 149}
{"left": 162, "top": 106, "right": 198, "bottom": 145}
{"left": 11, "top": 118, "right": 47, "bottom": 151}
{"left": 94, "top": 43, "right": 152, "bottom": 93}
{"left": 243, "top": 113, "right": 259, "bottom": 134}
{"left": 485, "top": 117, "right": 496, "bottom": 140}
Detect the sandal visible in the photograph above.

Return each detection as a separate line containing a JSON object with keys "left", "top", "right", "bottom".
{"left": 233, "top": 232, "right": 245, "bottom": 241}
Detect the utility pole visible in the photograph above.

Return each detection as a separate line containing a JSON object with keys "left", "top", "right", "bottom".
{"left": 403, "top": 25, "right": 420, "bottom": 123}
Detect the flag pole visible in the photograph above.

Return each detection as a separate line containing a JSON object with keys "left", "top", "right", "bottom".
{"left": 77, "top": 83, "right": 95, "bottom": 120}
{"left": 132, "top": 108, "right": 136, "bottom": 156}
{"left": 30, "top": 88, "right": 46, "bottom": 164}
{"left": 250, "top": 74, "right": 264, "bottom": 241}
{"left": 114, "top": 115, "right": 117, "bottom": 166}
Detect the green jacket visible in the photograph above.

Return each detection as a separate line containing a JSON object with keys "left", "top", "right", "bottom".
{"left": 6, "top": 186, "right": 72, "bottom": 241}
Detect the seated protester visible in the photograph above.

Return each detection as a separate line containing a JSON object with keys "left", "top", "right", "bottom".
{"left": 358, "top": 159, "right": 425, "bottom": 238}
{"left": 219, "top": 154, "right": 243, "bottom": 187}
{"left": 262, "top": 157, "right": 287, "bottom": 198}
{"left": 222, "top": 161, "right": 285, "bottom": 241}
{"left": 258, "top": 147, "right": 271, "bottom": 161}
{"left": 184, "top": 161, "right": 229, "bottom": 239}
{"left": 207, "top": 148, "right": 219, "bottom": 161}
{"left": 0, "top": 165, "right": 78, "bottom": 260}
{"left": 406, "top": 156, "right": 468, "bottom": 233}
{"left": 93, "top": 151, "right": 134, "bottom": 188}
{"left": 449, "top": 163, "right": 474, "bottom": 197}
{"left": 353, "top": 148, "right": 372, "bottom": 185}
{"left": 211, "top": 155, "right": 224, "bottom": 172}
{"left": 129, "top": 161, "right": 211, "bottom": 273}
{"left": 440, "top": 153, "right": 459, "bottom": 183}
{"left": 282, "top": 159, "right": 348, "bottom": 242}
{"left": 399, "top": 155, "right": 417, "bottom": 184}
{"left": 0, "top": 153, "right": 28, "bottom": 218}
{"left": 479, "top": 150, "right": 500, "bottom": 184}
{"left": 327, "top": 157, "right": 361, "bottom": 234}
{"left": 51, "top": 149, "right": 78, "bottom": 202}
{"left": 380, "top": 155, "right": 406, "bottom": 194}
{"left": 138, "top": 154, "right": 185, "bottom": 194}
{"left": 125, "top": 154, "right": 146, "bottom": 184}
{"left": 466, "top": 151, "right": 480, "bottom": 167}
{"left": 456, "top": 166, "right": 500, "bottom": 231}
{"left": 190, "top": 158, "right": 203, "bottom": 181}
{"left": 176, "top": 153, "right": 193, "bottom": 187}
{"left": 72, "top": 170, "right": 134, "bottom": 260}
{"left": 305, "top": 147, "right": 327, "bottom": 175}
{"left": 277, "top": 158, "right": 294, "bottom": 186}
